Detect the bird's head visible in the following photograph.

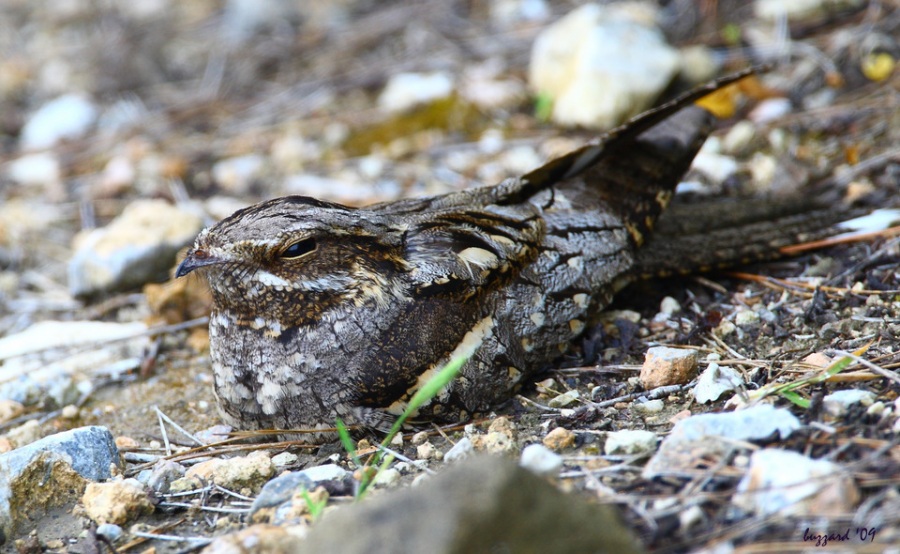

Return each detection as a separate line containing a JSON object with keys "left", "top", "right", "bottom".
{"left": 177, "top": 196, "right": 407, "bottom": 324}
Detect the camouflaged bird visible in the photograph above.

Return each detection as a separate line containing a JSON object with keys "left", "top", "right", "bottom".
{"left": 176, "top": 71, "right": 758, "bottom": 440}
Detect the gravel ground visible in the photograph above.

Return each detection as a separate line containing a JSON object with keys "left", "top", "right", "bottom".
{"left": 1, "top": 0, "right": 899, "bottom": 551}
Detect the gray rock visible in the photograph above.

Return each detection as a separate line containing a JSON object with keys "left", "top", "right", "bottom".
{"left": 0, "top": 320, "right": 147, "bottom": 407}
{"left": 249, "top": 471, "right": 314, "bottom": 516}
{"left": 141, "top": 459, "right": 186, "bottom": 494}
{"left": 68, "top": 199, "right": 203, "bottom": 297}
{"left": 823, "top": 389, "right": 876, "bottom": 417}
{"left": 643, "top": 405, "right": 800, "bottom": 479}
{"left": 297, "top": 463, "right": 348, "bottom": 484}
{"left": 298, "top": 456, "right": 644, "bottom": 554}
{"left": 0, "top": 426, "right": 121, "bottom": 544}
{"left": 96, "top": 523, "right": 123, "bottom": 542}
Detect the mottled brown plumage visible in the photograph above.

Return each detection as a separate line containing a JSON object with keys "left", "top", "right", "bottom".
{"left": 177, "top": 72, "right": 754, "bottom": 440}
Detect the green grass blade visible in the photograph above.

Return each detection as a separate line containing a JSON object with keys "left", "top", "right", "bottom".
{"left": 336, "top": 417, "right": 361, "bottom": 468}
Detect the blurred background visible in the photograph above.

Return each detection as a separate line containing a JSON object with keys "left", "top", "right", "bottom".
{"left": 0, "top": 0, "right": 897, "bottom": 306}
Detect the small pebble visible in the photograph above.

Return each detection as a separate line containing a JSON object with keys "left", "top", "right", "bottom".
{"left": 411, "top": 431, "right": 430, "bottom": 445}
{"left": 416, "top": 441, "right": 437, "bottom": 461}
{"left": 185, "top": 451, "right": 275, "bottom": 493}
{"left": 547, "top": 389, "right": 580, "bottom": 408}
{"left": 378, "top": 72, "right": 454, "bottom": 112}
{"left": 640, "top": 346, "right": 698, "bottom": 389}
{"left": 690, "top": 150, "right": 739, "bottom": 184}
{"left": 443, "top": 437, "right": 474, "bottom": 463}
{"left": 679, "top": 505, "right": 704, "bottom": 531}
{"left": 604, "top": 430, "right": 657, "bottom": 456}
{"left": 734, "top": 448, "right": 859, "bottom": 516}
{"left": 519, "top": 443, "right": 563, "bottom": 477}
{"left": 271, "top": 452, "right": 299, "bottom": 468}
{"left": 694, "top": 362, "right": 745, "bottom": 404}
{"left": 20, "top": 93, "right": 98, "bottom": 150}
{"left": 95, "top": 523, "right": 123, "bottom": 542}
{"left": 297, "top": 463, "right": 348, "bottom": 484}
{"left": 7, "top": 153, "right": 61, "bottom": 187}
{"left": 748, "top": 98, "right": 792, "bottom": 124}
{"left": 7, "top": 419, "right": 42, "bottom": 448}
{"left": 212, "top": 154, "right": 265, "bottom": 195}
{"left": 82, "top": 479, "right": 154, "bottom": 525}
{"left": 632, "top": 399, "right": 664, "bottom": 414}
{"left": 823, "top": 389, "right": 876, "bottom": 417}
{"left": 542, "top": 426, "right": 576, "bottom": 451}
{"left": 722, "top": 120, "right": 756, "bottom": 154}
{"left": 372, "top": 468, "right": 401, "bottom": 487}
{"left": 0, "top": 399, "right": 25, "bottom": 424}
{"left": 659, "top": 296, "right": 681, "bottom": 315}
{"left": 114, "top": 436, "right": 140, "bottom": 449}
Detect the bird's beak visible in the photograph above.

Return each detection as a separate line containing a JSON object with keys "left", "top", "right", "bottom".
{"left": 175, "top": 249, "right": 221, "bottom": 278}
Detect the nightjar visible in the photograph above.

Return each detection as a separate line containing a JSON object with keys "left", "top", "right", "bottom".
{"left": 177, "top": 70, "right": 758, "bottom": 440}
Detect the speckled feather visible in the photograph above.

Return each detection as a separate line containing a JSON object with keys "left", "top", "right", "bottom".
{"left": 177, "top": 72, "right": 750, "bottom": 440}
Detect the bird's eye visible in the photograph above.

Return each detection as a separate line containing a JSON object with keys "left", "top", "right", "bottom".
{"left": 280, "top": 237, "right": 317, "bottom": 259}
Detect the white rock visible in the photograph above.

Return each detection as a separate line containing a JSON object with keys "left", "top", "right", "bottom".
{"left": 6, "top": 420, "right": 42, "bottom": 448}
{"left": 734, "top": 310, "right": 760, "bottom": 326}
{"left": 20, "top": 94, "right": 98, "bottom": 150}
{"left": 443, "top": 437, "right": 474, "bottom": 463}
{"left": 378, "top": 72, "right": 454, "bottom": 113}
{"left": 694, "top": 362, "right": 745, "bottom": 404}
{"left": 632, "top": 399, "right": 664, "bottom": 414}
{"left": 416, "top": 441, "right": 438, "bottom": 460}
{"left": 490, "top": 0, "right": 550, "bottom": 26}
{"left": 748, "top": 97, "right": 792, "bottom": 124}
{"left": 547, "top": 389, "right": 580, "bottom": 408}
{"left": 212, "top": 154, "right": 265, "bottom": 194}
{"left": 823, "top": 389, "right": 877, "bottom": 417}
{"left": 461, "top": 61, "right": 526, "bottom": 110}
{"left": 222, "top": 0, "right": 301, "bottom": 43}
{"left": 678, "top": 45, "right": 719, "bottom": 85}
{"left": 604, "top": 429, "right": 657, "bottom": 455}
{"left": 372, "top": 468, "right": 401, "bottom": 487}
{"left": 96, "top": 523, "right": 124, "bottom": 541}
{"left": 690, "top": 151, "right": 738, "bottom": 184}
{"left": 529, "top": 3, "right": 680, "bottom": 128}
{"left": 68, "top": 200, "right": 204, "bottom": 296}
{"left": 722, "top": 121, "right": 756, "bottom": 154}
{"left": 734, "top": 448, "right": 859, "bottom": 516}
{"left": 519, "top": 443, "right": 563, "bottom": 477}
{"left": 749, "top": 153, "right": 778, "bottom": 191}
{"left": 643, "top": 405, "right": 801, "bottom": 479}
{"left": 271, "top": 452, "right": 299, "bottom": 468}
{"left": 283, "top": 174, "right": 374, "bottom": 205}
{"left": 679, "top": 504, "right": 705, "bottom": 531}
{"left": 101, "top": 155, "right": 137, "bottom": 191}
{"left": 754, "top": 0, "right": 841, "bottom": 21}
{"left": 0, "top": 320, "right": 146, "bottom": 361}
{"left": 660, "top": 296, "right": 681, "bottom": 315}
{"left": 500, "top": 146, "right": 543, "bottom": 174}
{"left": 0, "top": 319, "right": 146, "bottom": 407}
{"left": 298, "top": 464, "right": 348, "bottom": 483}
{"left": 6, "top": 153, "right": 61, "bottom": 187}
